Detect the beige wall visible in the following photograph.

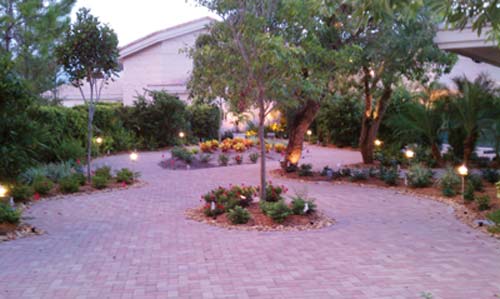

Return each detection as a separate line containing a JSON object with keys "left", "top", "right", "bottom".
{"left": 439, "top": 55, "right": 500, "bottom": 88}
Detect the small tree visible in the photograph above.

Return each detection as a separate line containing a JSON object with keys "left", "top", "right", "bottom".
{"left": 190, "top": 0, "right": 303, "bottom": 200}
{"left": 56, "top": 8, "right": 119, "bottom": 181}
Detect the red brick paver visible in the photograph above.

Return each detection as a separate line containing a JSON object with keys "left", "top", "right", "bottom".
{"left": 0, "top": 146, "right": 499, "bottom": 299}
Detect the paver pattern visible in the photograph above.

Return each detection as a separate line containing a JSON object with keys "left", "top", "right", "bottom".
{"left": 1, "top": 146, "right": 499, "bottom": 299}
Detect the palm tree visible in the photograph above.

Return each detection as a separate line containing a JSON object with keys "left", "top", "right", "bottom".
{"left": 388, "top": 82, "right": 448, "bottom": 163}
{"left": 450, "top": 74, "right": 499, "bottom": 165}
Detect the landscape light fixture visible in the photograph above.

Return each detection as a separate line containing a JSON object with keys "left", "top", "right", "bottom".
{"left": 374, "top": 139, "right": 382, "bottom": 147}
{"left": 405, "top": 149, "right": 415, "bottom": 159}
{"left": 179, "top": 131, "right": 185, "bottom": 138}
{"left": 129, "top": 152, "right": 138, "bottom": 162}
{"left": 0, "top": 184, "right": 7, "bottom": 197}
{"left": 457, "top": 165, "right": 468, "bottom": 201}
{"left": 96, "top": 137, "right": 103, "bottom": 144}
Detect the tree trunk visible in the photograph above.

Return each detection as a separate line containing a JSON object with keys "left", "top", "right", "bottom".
{"left": 258, "top": 96, "right": 266, "bottom": 201}
{"left": 282, "top": 99, "right": 320, "bottom": 169}
{"left": 431, "top": 143, "right": 442, "bottom": 164}
{"left": 86, "top": 80, "right": 95, "bottom": 183}
{"left": 463, "top": 132, "right": 477, "bottom": 165}
{"left": 359, "top": 84, "right": 392, "bottom": 164}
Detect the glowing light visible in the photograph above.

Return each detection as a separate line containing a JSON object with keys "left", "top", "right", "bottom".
{"left": 405, "top": 149, "right": 415, "bottom": 159}
{"left": 179, "top": 131, "right": 185, "bottom": 138}
{"left": 129, "top": 152, "right": 138, "bottom": 162}
{"left": 306, "top": 130, "right": 312, "bottom": 136}
{"left": 457, "top": 165, "right": 468, "bottom": 176}
{"left": 374, "top": 139, "right": 382, "bottom": 147}
{"left": 0, "top": 185, "right": 7, "bottom": 197}
{"left": 95, "top": 137, "right": 103, "bottom": 144}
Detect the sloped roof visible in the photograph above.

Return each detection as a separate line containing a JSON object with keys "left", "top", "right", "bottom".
{"left": 119, "top": 16, "right": 216, "bottom": 59}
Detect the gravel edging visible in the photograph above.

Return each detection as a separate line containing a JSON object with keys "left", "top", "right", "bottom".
{"left": 185, "top": 207, "right": 335, "bottom": 232}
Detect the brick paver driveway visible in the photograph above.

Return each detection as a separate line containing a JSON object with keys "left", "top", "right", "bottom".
{"left": 1, "top": 146, "right": 499, "bottom": 299}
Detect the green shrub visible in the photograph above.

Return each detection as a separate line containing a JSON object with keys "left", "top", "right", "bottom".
{"left": 171, "top": 147, "right": 194, "bottom": 164}
{"left": 116, "top": 168, "right": 135, "bottom": 184}
{"left": 463, "top": 182, "right": 475, "bottom": 203}
{"left": 58, "top": 176, "right": 80, "bottom": 193}
{"left": 92, "top": 175, "right": 109, "bottom": 190}
{"left": 438, "top": 168, "right": 461, "bottom": 197}
{"left": 202, "top": 185, "right": 255, "bottom": 209}
{"left": 261, "top": 200, "right": 291, "bottom": 223}
{"left": 32, "top": 176, "right": 54, "bottom": 195}
{"left": 0, "top": 202, "right": 21, "bottom": 224}
{"left": 189, "top": 104, "right": 220, "bottom": 140}
{"left": 121, "top": 91, "right": 190, "bottom": 149}
{"left": 476, "top": 195, "right": 491, "bottom": 211}
{"left": 0, "top": 60, "right": 48, "bottom": 180}
{"left": 350, "top": 169, "right": 368, "bottom": 182}
{"left": 481, "top": 168, "right": 499, "bottom": 184}
{"left": 313, "top": 93, "right": 362, "bottom": 147}
{"left": 249, "top": 152, "right": 259, "bottom": 163}
{"left": 261, "top": 182, "right": 287, "bottom": 202}
{"left": 200, "top": 153, "right": 211, "bottom": 163}
{"left": 379, "top": 166, "right": 399, "bottom": 186}
{"left": 94, "top": 166, "right": 112, "bottom": 180}
{"left": 290, "top": 195, "right": 316, "bottom": 215}
{"left": 11, "top": 184, "right": 34, "bottom": 202}
{"left": 486, "top": 210, "right": 500, "bottom": 233}
{"left": 298, "top": 164, "right": 313, "bottom": 177}
{"left": 203, "top": 203, "right": 224, "bottom": 217}
{"left": 406, "top": 164, "right": 433, "bottom": 188}
{"left": 467, "top": 173, "right": 484, "bottom": 191}
{"left": 227, "top": 206, "right": 251, "bottom": 224}
{"left": 19, "top": 161, "right": 74, "bottom": 184}
{"left": 72, "top": 172, "right": 87, "bottom": 186}
{"left": 54, "top": 138, "right": 85, "bottom": 162}
{"left": 218, "top": 154, "right": 229, "bottom": 166}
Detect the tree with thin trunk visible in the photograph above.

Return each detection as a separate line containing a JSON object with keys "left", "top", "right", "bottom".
{"left": 189, "top": 0, "right": 305, "bottom": 200}
{"left": 56, "top": 8, "right": 119, "bottom": 182}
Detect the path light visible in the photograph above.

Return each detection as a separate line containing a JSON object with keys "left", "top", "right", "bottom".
{"left": 374, "top": 139, "right": 382, "bottom": 147}
{"left": 306, "top": 130, "right": 312, "bottom": 136}
{"left": 457, "top": 164, "right": 468, "bottom": 201}
{"left": 405, "top": 149, "right": 415, "bottom": 159}
{"left": 0, "top": 184, "right": 7, "bottom": 197}
{"left": 95, "top": 137, "right": 103, "bottom": 145}
{"left": 129, "top": 152, "right": 138, "bottom": 162}
{"left": 179, "top": 131, "right": 185, "bottom": 138}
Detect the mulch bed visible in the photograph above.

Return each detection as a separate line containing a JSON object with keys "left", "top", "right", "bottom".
{"left": 271, "top": 168, "right": 500, "bottom": 238}
{"left": 186, "top": 202, "right": 335, "bottom": 232}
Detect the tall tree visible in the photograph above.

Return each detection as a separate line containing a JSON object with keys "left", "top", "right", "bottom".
{"left": 450, "top": 74, "right": 499, "bottom": 164}
{"left": 334, "top": 8, "right": 455, "bottom": 163}
{"left": 190, "top": 0, "right": 306, "bottom": 200}
{"left": 56, "top": 8, "right": 119, "bottom": 181}
{"left": 0, "top": 0, "right": 75, "bottom": 94}
{"left": 387, "top": 82, "right": 449, "bottom": 163}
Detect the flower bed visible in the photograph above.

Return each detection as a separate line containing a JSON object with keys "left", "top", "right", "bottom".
{"left": 160, "top": 141, "right": 288, "bottom": 170}
{"left": 186, "top": 183, "right": 334, "bottom": 231}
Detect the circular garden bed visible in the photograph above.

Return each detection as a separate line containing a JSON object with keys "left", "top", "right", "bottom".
{"left": 186, "top": 183, "right": 334, "bottom": 231}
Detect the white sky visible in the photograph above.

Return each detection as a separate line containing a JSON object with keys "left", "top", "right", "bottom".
{"left": 73, "top": 0, "right": 218, "bottom": 46}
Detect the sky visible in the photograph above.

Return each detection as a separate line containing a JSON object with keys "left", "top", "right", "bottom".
{"left": 73, "top": 0, "right": 218, "bottom": 46}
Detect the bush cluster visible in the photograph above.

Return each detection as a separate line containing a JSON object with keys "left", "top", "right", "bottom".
{"left": 0, "top": 202, "right": 21, "bottom": 224}
{"left": 406, "top": 164, "right": 433, "bottom": 188}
